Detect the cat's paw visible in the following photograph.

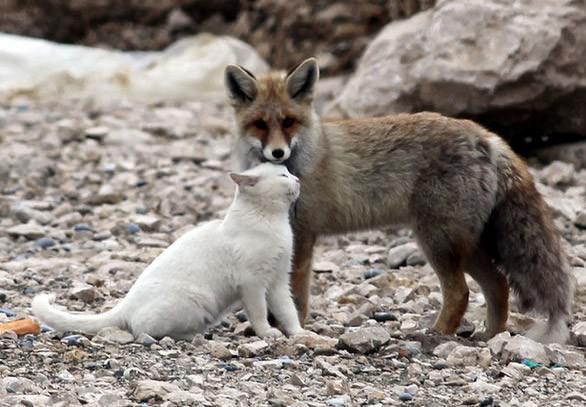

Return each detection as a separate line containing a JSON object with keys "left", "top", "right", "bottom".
{"left": 257, "top": 327, "right": 284, "bottom": 338}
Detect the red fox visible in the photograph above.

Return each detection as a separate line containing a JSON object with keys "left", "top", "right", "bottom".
{"left": 224, "top": 58, "right": 574, "bottom": 343}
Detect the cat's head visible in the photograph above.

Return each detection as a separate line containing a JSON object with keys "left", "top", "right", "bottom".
{"left": 229, "top": 163, "right": 300, "bottom": 205}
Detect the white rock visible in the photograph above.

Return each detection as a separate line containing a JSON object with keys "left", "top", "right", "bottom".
{"left": 94, "top": 327, "right": 134, "bottom": 345}
{"left": 132, "top": 380, "right": 181, "bottom": 402}
{"left": 501, "top": 335, "right": 549, "bottom": 364}
{"left": 237, "top": 340, "right": 270, "bottom": 358}
{"left": 387, "top": 242, "right": 418, "bottom": 268}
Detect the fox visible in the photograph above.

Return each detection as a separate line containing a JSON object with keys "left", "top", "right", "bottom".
{"left": 224, "top": 57, "right": 575, "bottom": 343}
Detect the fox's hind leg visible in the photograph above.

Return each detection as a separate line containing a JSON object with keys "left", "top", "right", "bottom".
{"left": 465, "top": 249, "right": 509, "bottom": 339}
{"left": 290, "top": 232, "right": 317, "bottom": 326}
{"left": 429, "top": 255, "right": 469, "bottom": 335}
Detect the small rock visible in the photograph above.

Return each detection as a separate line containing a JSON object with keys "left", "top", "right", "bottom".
{"left": 487, "top": 331, "right": 511, "bottom": 355}
{"left": 573, "top": 321, "right": 586, "bottom": 346}
{"left": 69, "top": 282, "right": 100, "bottom": 303}
{"left": 399, "top": 392, "right": 413, "bottom": 402}
{"left": 126, "top": 223, "right": 141, "bottom": 234}
{"left": 291, "top": 331, "right": 338, "bottom": 352}
{"left": 501, "top": 362, "right": 531, "bottom": 380}
{"left": 132, "top": 379, "right": 181, "bottom": 402}
{"left": 387, "top": 242, "right": 418, "bottom": 268}
{"left": 313, "top": 261, "right": 340, "bottom": 273}
{"left": 159, "top": 336, "right": 175, "bottom": 348}
{"left": 85, "top": 126, "right": 109, "bottom": 140}
{"left": 131, "top": 215, "right": 161, "bottom": 231}
{"left": 35, "top": 237, "right": 55, "bottom": 249}
{"left": 326, "top": 395, "right": 351, "bottom": 407}
{"left": 363, "top": 268, "right": 384, "bottom": 279}
{"left": 6, "top": 223, "right": 46, "bottom": 239}
{"left": 501, "top": 335, "right": 549, "bottom": 364}
{"left": 61, "top": 334, "right": 89, "bottom": 347}
{"left": 373, "top": 312, "right": 397, "bottom": 322}
{"left": 433, "top": 341, "right": 460, "bottom": 359}
{"left": 545, "top": 343, "right": 585, "bottom": 368}
{"left": 136, "top": 333, "right": 157, "bottom": 346}
{"left": 446, "top": 345, "right": 480, "bottom": 367}
{"left": 73, "top": 223, "right": 93, "bottom": 232}
{"left": 575, "top": 211, "right": 586, "bottom": 228}
{"left": 238, "top": 340, "right": 269, "bottom": 357}
{"left": 406, "top": 251, "right": 426, "bottom": 266}
{"left": 209, "top": 341, "right": 233, "bottom": 360}
{"left": 94, "top": 327, "right": 134, "bottom": 345}
{"left": 338, "top": 326, "right": 390, "bottom": 354}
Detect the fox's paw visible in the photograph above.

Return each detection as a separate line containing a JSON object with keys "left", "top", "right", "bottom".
{"left": 257, "top": 327, "right": 284, "bottom": 338}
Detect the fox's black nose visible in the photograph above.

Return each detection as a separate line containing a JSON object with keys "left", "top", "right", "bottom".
{"left": 272, "top": 149, "right": 285, "bottom": 159}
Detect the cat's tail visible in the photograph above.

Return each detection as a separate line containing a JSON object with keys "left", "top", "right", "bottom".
{"left": 32, "top": 293, "right": 124, "bottom": 335}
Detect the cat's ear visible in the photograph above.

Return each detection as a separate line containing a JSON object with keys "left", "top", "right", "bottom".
{"left": 286, "top": 57, "right": 319, "bottom": 101}
{"left": 224, "top": 65, "right": 258, "bottom": 104}
{"left": 229, "top": 172, "right": 260, "bottom": 187}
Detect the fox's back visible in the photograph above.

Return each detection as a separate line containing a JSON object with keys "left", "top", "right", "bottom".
{"left": 296, "top": 112, "right": 504, "bottom": 234}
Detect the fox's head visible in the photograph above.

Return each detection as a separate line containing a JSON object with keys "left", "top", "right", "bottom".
{"left": 224, "top": 58, "right": 320, "bottom": 173}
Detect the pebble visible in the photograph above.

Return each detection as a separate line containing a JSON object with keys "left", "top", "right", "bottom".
{"left": 501, "top": 335, "right": 549, "bottom": 364}
{"left": 35, "top": 237, "right": 56, "bottom": 249}
{"left": 94, "top": 327, "right": 134, "bottom": 345}
{"left": 238, "top": 340, "right": 270, "bottom": 357}
{"left": 363, "top": 268, "right": 384, "bottom": 279}
{"left": 6, "top": 223, "right": 46, "bottom": 239}
{"left": 338, "top": 326, "right": 390, "bottom": 354}
{"left": 326, "top": 395, "right": 351, "bottom": 407}
{"left": 126, "top": 223, "right": 141, "bottom": 234}
{"left": 136, "top": 333, "right": 157, "bottom": 346}
{"left": 73, "top": 223, "right": 93, "bottom": 232}
{"left": 70, "top": 282, "right": 100, "bottom": 303}
{"left": 399, "top": 392, "right": 413, "bottom": 402}
{"left": 373, "top": 312, "right": 397, "bottom": 322}
{"left": 387, "top": 242, "right": 418, "bottom": 268}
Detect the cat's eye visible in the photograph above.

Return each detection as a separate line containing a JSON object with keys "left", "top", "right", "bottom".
{"left": 282, "top": 117, "right": 295, "bottom": 129}
{"left": 253, "top": 120, "right": 268, "bottom": 130}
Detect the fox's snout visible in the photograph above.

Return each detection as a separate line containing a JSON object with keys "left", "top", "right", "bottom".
{"left": 262, "top": 145, "right": 291, "bottom": 163}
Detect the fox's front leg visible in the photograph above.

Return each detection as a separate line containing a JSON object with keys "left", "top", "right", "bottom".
{"left": 290, "top": 232, "right": 317, "bottom": 326}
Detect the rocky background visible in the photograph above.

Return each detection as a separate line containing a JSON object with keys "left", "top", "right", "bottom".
{"left": 1, "top": 0, "right": 586, "bottom": 406}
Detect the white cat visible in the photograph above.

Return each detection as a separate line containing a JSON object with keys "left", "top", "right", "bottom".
{"left": 32, "top": 163, "right": 304, "bottom": 340}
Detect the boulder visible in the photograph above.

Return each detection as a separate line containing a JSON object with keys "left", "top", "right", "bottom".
{"left": 327, "top": 0, "right": 586, "bottom": 143}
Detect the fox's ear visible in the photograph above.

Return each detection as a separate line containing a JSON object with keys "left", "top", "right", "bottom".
{"left": 286, "top": 57, "right": 319, "bottom": 101}
{"left": 224, "top": 65, "right": 257, "bottom": 104}
{"left": 229, "top": 172, "right": 260, "bottom": 187}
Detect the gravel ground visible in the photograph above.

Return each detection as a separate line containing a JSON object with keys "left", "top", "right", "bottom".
{"left": 0, "top": 101, "right": 585, "bottom": 406}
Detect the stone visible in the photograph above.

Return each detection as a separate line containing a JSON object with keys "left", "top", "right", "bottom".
{"left": 446, "top": 345, "right": 480, "bottom": 367}
{"left": 465, "top": 380, "right": 501, "bottom": 394}
{"left": 238, "top": 340, "right": 270, "bottom": 358}
{"left": 291, "top": 331, "right": 338, "bottom": 352}
{"left": 501, "top": 362, "right": 531, "bottom": 381}
{"left": 132, "top": 379, "right": 181, "bottom": 402}
{"left": 69, "top": 282, "right": 100, "bottom": 303}
{"left": 545, "top": 344, "right": 585, "bottom": 369}
{"left": 94, "top": 327, "right": 134, "bottom": 345}
{"left": 487, "top": 331, "right": 511, "bottom": 355}
{"left": 327, "top": 0, "right": 586, "bottom": 142}
{"left": 338, "top": 326, "right": 390, "bottom": 353}
{"left": 432, "top": 341, "right": 459, "bottom": 359}
{"left": 387, "top": 242, "right": 418, "bottom": 268}
{"left": 6, "top": 223, "right": 46, "bottom": 239}
{"left": 399, "top": 392, "right": 413, "bottom": 402}
{"left": 209, "top": 341, "right": 233, "bottom": 360}
{"left": 501, "top": 335, "right": 549, "bottom": 364}
{"left": 313, "top": 261, "right": 340, "bottom": 273}
{"left": 130, "top": 215, "right": 161, "bottom": 231}
{"left": 136, "top": 333, "right": 157, "bottom": 346}
{"left": 326, "top": 395, "right": 351, "bottom": 407}
{"left": 575, "top": 211, "right": 586, "bottom": 229}
{"left": 35, "top": 237, "right": 56, "bottom": 249}
{"left": 363, "top": 268, "right": 385, "bottom": 279}
{"left": 573, "top": 321, "right": 586, "bottom": 346}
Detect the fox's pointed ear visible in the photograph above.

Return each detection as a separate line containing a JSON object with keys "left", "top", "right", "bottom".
{"left": 229, "top": 172, "right": 260, "bottom": 187}
{"left": 224, "top": 65, "right": 257, "bottom": 104}
{"left": 286, "top": 57, "right": 319, "bottom": 101}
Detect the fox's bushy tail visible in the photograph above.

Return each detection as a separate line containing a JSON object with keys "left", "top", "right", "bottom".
{"left": 32, "top": 294, "right": 124, "bottom": 335}
{"left": 487, "top": 153, "right": 574, "bottom": 343}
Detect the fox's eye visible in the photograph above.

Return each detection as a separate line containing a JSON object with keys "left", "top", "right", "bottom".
{"left": 282, "top": 117, "right": 295, "bottom": 129}
{"left": 280, "top": 174, "right": 288, "bottom": 177}
{"left": 253, "top": 120, "right": 268, "bottom": 130}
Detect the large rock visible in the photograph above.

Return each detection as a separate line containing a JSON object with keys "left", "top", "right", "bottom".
{"left": 327, "top": 0, "right": 586, "bottom": 142}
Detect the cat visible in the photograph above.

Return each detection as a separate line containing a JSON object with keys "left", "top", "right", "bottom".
{"left": 32, "top": 163, "right": 304, "bottom": 340}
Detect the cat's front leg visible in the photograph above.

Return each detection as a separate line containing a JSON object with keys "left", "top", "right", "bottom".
{"left": 267, "top": 275, "right": 305, "bottom": 336}
{"left": 240, "top": 285, "right": 282, "bottom": 338}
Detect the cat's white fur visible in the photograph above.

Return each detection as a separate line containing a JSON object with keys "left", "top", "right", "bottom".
{"left": 32, "top": 163, "right": 304, "bottom": 340}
